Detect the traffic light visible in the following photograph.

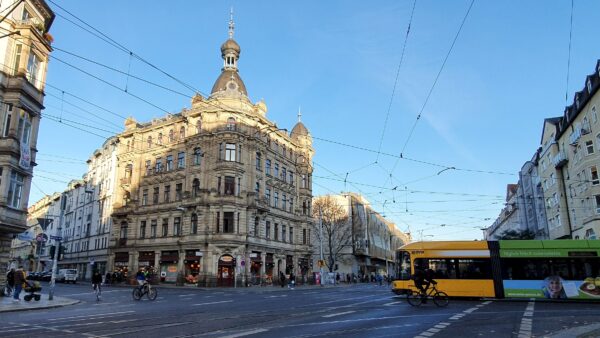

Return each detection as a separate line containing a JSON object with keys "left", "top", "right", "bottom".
{"left": 58, "top": 246, "right": 66, "bottom": 261}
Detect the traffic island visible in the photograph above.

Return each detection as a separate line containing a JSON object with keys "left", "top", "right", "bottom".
{"left": 0, "top": 295, "right": 80, "bottom": 313}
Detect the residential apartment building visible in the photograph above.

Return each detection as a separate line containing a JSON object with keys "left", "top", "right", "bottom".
{"left": 491, "top": 60, "right": 600, "bottom": 240}
{"left": 108, "top": 18, "right": 315, "bottom": 286}
{"left": 21, "top": 137, "right": 117, "bottom": 279}
{"left": 546, "top": 61, "right": 600, "bottom": 240}
{"left": 313, "top": 193, "right": 410, "bottom": 279}
{"left": 0, "top": 0, "right": 53, "bottom": 283}
{"left": 516, "top": 150, "right": 549, "bottom": 239}
{"left": 486, "top": 184, "right": 521, "bottom": 240}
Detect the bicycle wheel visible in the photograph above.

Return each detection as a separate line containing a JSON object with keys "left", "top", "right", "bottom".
{"left": 433, "top": 291, "right": 449, "bottom": 307}
{"left": 406, "top": 290, "right": 423, "bottom": 306}
{"left": 132, "top": 288, "right": 142, "bottom": 301}
{"left": 147, "top": 287, "right": 157, "bottom": 301}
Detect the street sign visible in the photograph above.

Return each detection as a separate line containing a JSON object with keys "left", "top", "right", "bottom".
{"left": 195, "top": 251, "right": 203, "bottom": 256}
{"left": 17, "top": 231, "right": 34, "bottom": 241}
{"left": 241, "top": 260, "right": 245, "bottom": 266}
{"left": 36, "top": 233, "right": 48, "bottom": 242}
{"left": 50, "top": 235, "right": 62, "bottom": 241}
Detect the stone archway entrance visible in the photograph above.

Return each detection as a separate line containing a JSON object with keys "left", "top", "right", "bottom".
{"left": 217, "top": 254, "right": 234, "bottom": 287}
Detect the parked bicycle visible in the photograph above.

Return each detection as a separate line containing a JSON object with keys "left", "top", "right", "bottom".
{"left": 406, "top": 283, "right": 449, "bottom": 307}
{"left": 132, "top": 281, "right": 157, "bottom": 301}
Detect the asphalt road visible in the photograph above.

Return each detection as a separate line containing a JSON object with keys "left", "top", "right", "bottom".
{"left": 1, "top": 282, "right": 599, "bottom": 338}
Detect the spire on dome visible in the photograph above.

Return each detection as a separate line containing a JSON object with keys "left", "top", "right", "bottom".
{"left": 228, "top": 7, "right": 235, "bottom": 39}
{"left": 298, "top": 106, "right": 302, "bottom": 122}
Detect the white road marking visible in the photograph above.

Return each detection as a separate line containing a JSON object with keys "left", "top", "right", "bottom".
{"left": 384, "top": 301, "right": 403, "bottom": 306}
{"left": 322, "top": 310, "right": 356, "bottom": 318}
{"left": 48, "top": 311, "right": 135, "bottom": 321}
{"left": 192, "top": 300, "right": 233, "bottom": 306}
{"left": 517, "top": 300, "right": 535, "bottom": 338}
{"left": 178, "top": 293, "right": 197, "bottom": 297}
{"left": 218, "top": 328, "right": 268, "bottom": 338}
{"left": 61, "top": 290, "right": 129, "bottom": 297}
{"left": 267, "top": 295, "right": 288, "bottom": 298}
{"left": 415, "top": 301, "right": 491, "bottom": 337}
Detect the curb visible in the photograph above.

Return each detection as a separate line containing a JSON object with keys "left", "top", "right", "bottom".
{"left": 547, "top": 323, "right": 600, "bottom": 338}
{"left": 0, "top": 298, "right": 81, "bottom": 313}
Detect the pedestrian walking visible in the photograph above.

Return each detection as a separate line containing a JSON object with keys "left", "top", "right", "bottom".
{"left": 13, "top": 266, "right": 26, "bottom": 302}
{"left": 105, "top": 272, "right": 111, "bottom": 285}
{"left": 5, "top": 267, "right": 15, "bottom": 296}
{"left": 288, "top": 272, "right": 296, "bottom": 289}
{"left": 279, "top": 271, "right": 286, "bottom": 288}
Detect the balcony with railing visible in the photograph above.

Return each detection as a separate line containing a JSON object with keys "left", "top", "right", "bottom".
{"left": 552, "top": 150, "right": 568, "bottom": 168}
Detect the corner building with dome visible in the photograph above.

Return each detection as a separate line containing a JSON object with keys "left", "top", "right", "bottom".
{"left": 108, "top": 17, "right": 315, "bottom": 287}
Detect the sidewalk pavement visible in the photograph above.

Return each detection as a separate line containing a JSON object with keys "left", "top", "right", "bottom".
{"left": 0, "top": 294, "right": 80, "bottom": 313}
{"left": 549, "top": 323, "right": 600, "bottom": 338}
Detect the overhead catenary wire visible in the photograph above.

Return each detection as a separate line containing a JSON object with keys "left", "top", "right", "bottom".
{"left": 395, "top": 0, "right": 476, "bottom": 161}
{"left": 375, "top": 0, "right": 417, "bottom": 162}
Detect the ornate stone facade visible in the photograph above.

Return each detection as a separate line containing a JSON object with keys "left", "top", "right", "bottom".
{"left": 0, "top": 0, "right": 53, "bottom": 283}
{"left": 108, "top": 17, "right": 314, "bottom": 286}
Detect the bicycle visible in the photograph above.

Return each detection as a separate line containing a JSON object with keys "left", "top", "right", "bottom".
{"left": 1, "top": 283, "right": 13, "bottom": 297}
{"left": 406, "top": 283, "right": 449, "bottom": 307}
{"left": 93, "top": 284, "right": 101, "bottom": 302}
{"left": 132, "top": 281, "right": 157, "bottom": 301}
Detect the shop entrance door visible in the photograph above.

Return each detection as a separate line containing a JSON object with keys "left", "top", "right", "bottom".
{"left": 217, "top": 255, "right": 234, "bottom": 287}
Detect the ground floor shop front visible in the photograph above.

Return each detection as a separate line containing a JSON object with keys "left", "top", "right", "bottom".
{"left": 108, "top": 244, "right": 312, "bottom": 287}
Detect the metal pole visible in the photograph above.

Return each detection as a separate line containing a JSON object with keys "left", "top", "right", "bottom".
{"left": 49, "top": 196, "right": 65, "bottom": 301}
{"left": 319, "top": 207, "right": 324, "bottom": 286}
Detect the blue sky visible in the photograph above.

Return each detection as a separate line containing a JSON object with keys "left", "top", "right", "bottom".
{"left": 32, "top": 0, "right": 600, "bottom": 240}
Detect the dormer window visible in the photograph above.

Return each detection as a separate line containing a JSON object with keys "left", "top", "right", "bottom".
{"left": 196, "top": 119, "right": 202, "bottom": 133}
{"left": 588, "top": 79, "right": 593, "bottom": 93}
{"left": 227, "top": 117, "right": 236, "bottom": 131}
{"left": 576, "top": 95, "right": 580, "bottom": 109}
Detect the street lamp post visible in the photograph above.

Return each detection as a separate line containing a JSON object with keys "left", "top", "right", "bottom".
{"left": 49, "top": 196, "right": 66, "bottom": 301}
{"left": 318, "top": 207, "right": 324, "bottom": 286}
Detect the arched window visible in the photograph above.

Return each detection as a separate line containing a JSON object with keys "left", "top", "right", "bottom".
{"left": 147, "top": 136, "right": 153, "bottom": 149}
{"left": 192, "top": 178, "right": 200, "bottom": 197}
{"left": 157, "top": 132, "right": 163, "bottom": 145}
{"left": 282, "top": 144, "right": 286, "bottom": 156}
{"left": 227, "top": 117, "right": 236, "bottom": 131}
{"left": 191, "top": 213, "right": 198, "bottom": 234}
{"left": 196, "top": 119, "right": 202, "bottom": 133}
{"left": 302, "top": 201, "right": 307, "bottom": 215}
{"left": 255, "top": 182, "right": 260, "bottom": 194}
{"left": 180, "top": 126, "right": 186, "bottom": 139}
{"left": 168, "top": 129, "right": 174, "bottom": 142}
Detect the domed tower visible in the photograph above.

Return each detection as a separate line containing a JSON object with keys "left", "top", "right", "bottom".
{"left": 211, "top": 10, "right": 248, "bottom": 97}
{"left": 291, "top": 109, "right": 314, "bottom": 218}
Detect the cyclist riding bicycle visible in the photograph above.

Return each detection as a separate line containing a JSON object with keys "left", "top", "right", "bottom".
{"left": 412, "top": 266, "right": 437, "bottom": 296}
{"left": 91, "top": 270, "right": 102, "bottom": 300}
{"left": 135, "top": 268, "right": 148, "bottom": 292}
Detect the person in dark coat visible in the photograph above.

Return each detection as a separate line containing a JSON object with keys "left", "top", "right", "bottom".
{"left": 279, "top": 271, "right": 286, "bottom": 288}
{"left": 13, "top": 266, "right": 26, "bottom": 302}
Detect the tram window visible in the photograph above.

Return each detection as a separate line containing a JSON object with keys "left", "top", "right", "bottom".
{"left": 548, "top": 259, "right": 570, "bottom": 279}
{"left": 397, "top": 251, "right": 411, "bottom": 280}
{"left": 570, "top": 258, "right": 600, "bottom": 280}
{"left": 457, "top": 259, "right": 492, "bottom": 279}
{"left": 414, "top": 258, "right": 457, "bottom": 279}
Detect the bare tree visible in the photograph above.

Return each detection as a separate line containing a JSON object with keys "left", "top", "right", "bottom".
{"left": 313, "top": 196, "right": 352, "bottom": 273}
